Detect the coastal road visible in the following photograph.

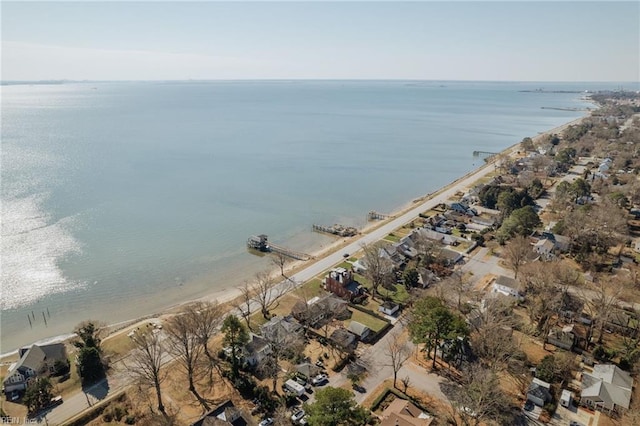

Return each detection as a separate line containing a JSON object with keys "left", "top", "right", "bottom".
{"left": 285, "top": 118, "right": 586, "bottom": 288}
{"left": 287, "top": 162, "right": 497, "bottom": 286}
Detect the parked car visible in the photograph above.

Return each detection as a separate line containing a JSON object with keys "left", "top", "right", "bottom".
{"left": 311, "top": 374, "right": 328, "bottom": 386}
{"left": 259, "top": 418, "right": 274, "bottom": 426}
{"left": 48, "top": 396, "right": 63, "bottom": 407}
{"left": 291, "top": 409, "right": 306, "bottom": 424}
{"left": 343, "top": 253, "right": 350, "bottom": 258}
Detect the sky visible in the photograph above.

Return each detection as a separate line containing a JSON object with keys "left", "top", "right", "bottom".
{"left": 2, "top": 1, "right": 639, "bottom": 81}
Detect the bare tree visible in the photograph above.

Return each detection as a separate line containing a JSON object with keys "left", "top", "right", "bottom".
{"left": 260, "top": 330, "right": 305, "bottom": 392}
{"left": 271, "top": 251, "right": 289, "bottom": 277}
{"left": 442, "top": 271, "right": 472, "bottom": 312}
{"left": 164, "top": 313, "right": 209, "bottom": 410}
{"left": 236, "top": 281, "right": 254, "bottom": 330}
{"left": 385, "top": 331, "right": 411, "bottom": 388}
{"left": 252, "top": 271, "right": 291, "bottom": 319}
{"left": 443, "top": 365, "right": 514, "bottom": 426}
{"left": 127, "top": 330, "right": 168, "bottom": 417}
{"left": 412, "top": 232, "right": 440, "bottom": 267}
{"left": 531, "top": 154, "right": 552, "bottom": 174}
{"left": 519, "top": 262, "right": 564, "bottom": 337}
{"left": 185, "top": 301, "right": 224, "bottom": 381}
{"left": 400, "top": 376, "right": 411, "bottom": 393}
{"left": 503, "top": 235, "right": 530, "bottom": 279}
{"left": 584, "top": 276, "right": 624, "bottom": 345}
{"left": 469, "top": 298, "right": 525, "bottom": 375}
{"left": 361, "top": 243, "right": 394, "bottom": 299}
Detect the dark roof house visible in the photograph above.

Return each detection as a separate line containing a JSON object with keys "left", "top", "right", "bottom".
{"left": 191, "top": 400, "right": 253, "bottom": 426}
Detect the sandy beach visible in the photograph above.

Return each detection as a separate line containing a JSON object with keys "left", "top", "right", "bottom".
{"left": 1, "top": 114, "right": 588, "bottom": 361}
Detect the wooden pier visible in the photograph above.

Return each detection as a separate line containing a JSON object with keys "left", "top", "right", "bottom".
{"left": 368, "top": 211, "right": 391, "bottom": 221}
{"left": 312, "top": 224, "right": 358, "bottom": 237}
{"left": 541, "top": 106, "right": 587, "bottom": 112}
{"left": 472, "top": 150, "right": 499, "bottom": 157}
{"left": 247, "top": 234, "right": 313, "bottom": 261}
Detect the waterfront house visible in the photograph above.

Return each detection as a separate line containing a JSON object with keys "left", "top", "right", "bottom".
{"left": 3, "top": 343, "right": 68, "bottom": 395}
{"left": 527, "top": 378, "right": 552, "bottom": 407}
{"left": 323, "top": 267, "right": 365, "bottom": 301}
{"left": 580, "top": 364, "right": 633, "bottom": 413}
{"left": 380, "top": 245, "right": 406, "bottom": 269}
{"left": 491, "top": 275, "right": 523, "bottom": 300}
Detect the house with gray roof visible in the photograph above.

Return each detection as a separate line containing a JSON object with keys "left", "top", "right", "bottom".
{"left": 3, "top": 343, "right": 68, "bottom": 395}
{"left": 191, "top": 400, "right": 254, "bottom": 426}
{"left": 291, "top": 295, "right": 350, "bottom": 329}
{"left": 242, "top": 334, "right": 271, "bottom": 367}
{"left": 527, "top": 378, "right": 552, "bottom": 407}
{"left": 547, "top": 325, "right": 576, "bottom": 350}
{"left": 580, "top": 364, "right": 633, "bottom": 413}
{"left": 491, "top": 275, "right": 523, "bottom": 300}
{"left": 347, "top": 321, "right": 372, "bottom": 342}
{"left": 260, "top": 315, "right": 303, "bottom": 341}
{"left": 329, "top": 328, "right": 358, "bottom": 353}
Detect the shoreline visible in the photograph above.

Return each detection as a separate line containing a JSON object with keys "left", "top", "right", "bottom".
{"left": 0, "top": 113, "right": 589, "bottom": 359}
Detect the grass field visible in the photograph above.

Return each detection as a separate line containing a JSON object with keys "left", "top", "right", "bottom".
{"left": 346, "top": 309, "right": 388, "bottom": 333}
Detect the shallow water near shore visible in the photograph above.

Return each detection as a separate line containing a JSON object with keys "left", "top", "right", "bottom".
{"left": 0, "top": 80, "right": 629, "bottom": 353}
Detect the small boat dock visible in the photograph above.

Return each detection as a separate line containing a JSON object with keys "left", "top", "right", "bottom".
{"left": 312, "top": 224, "right": 358, "bottom": 237}
{"left": 368, "top": 211, "right": 391, "bottom": 221}
{"left": 247, "top": 234, "right": 313, "bottom": 261}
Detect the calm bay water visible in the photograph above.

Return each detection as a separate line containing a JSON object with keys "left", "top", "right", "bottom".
{"left": 0, "top": 80, "right": 628, "bottom": 353}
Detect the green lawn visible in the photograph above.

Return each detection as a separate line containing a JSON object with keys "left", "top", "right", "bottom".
{"left": 292, "top": 278, "right": 326, "bottom": 299}
{"left": 384, "top": 233, "right": 401, "bottom": 243}
{"left": 380, "top": 283, "right": 411, "bottom": 305}
{"left": 355, "top": 273, "right": 410, "bottom": 305}
{"left": 347, "top": 309, "right": 388, "bottom": 333}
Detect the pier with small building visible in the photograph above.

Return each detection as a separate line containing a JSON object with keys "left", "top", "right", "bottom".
{"left": 247, "top": 234, "right": 313, "bottom": 261}
{"left": 368, "top": 211, "right": 391, "bottom": 221}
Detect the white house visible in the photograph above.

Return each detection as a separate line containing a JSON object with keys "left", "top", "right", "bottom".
{"left": 560, "top": 389, "right": 573, "bottom": 408}
{"left": 534, "top": 238, "right": 555, "bottom": 259}
{"left": 242, "top": 334, "right": 272, "bottom": 367}
{"left": 379, "top": 301, "right": 400, "bottom": 316}
{"left": 581, "top": 364, "right": 633, "bottom": 413}
{"left": 491, "top": 276, "right": 523, "bottom": 300}
{"left": 3, "top": 343, "right": 68, "bottom": 395}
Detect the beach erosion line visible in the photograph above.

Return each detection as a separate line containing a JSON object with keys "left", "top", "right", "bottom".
{"left": 1, "top": 114, "right": 589, "bottom": 360}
